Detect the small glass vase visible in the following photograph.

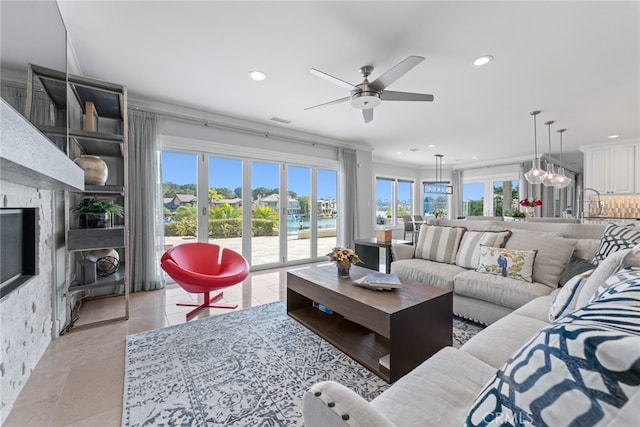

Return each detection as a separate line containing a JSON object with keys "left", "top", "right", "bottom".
{"left": 337, "top": 264, "right": 351, "bottom": 278}
{"left": 526, "top": 207, "right": 535, "bottom": 217}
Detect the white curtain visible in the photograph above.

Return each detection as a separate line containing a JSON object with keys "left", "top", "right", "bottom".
{"left": 339, "top": 148, "right": 358, "bottom": 249}
{"left": 450, "top": 169, "right": 463, "bottom": 219}
{"left": 128, "top": 110, "right": 165, "bottom": 291}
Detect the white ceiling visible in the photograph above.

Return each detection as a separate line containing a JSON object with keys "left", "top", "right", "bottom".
{"left": 56, "top": 1, "right": 639, "bottom": 170}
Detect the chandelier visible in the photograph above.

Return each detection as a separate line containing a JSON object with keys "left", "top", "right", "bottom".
{"left": 554, "top": 129, "right": 572, "bottom": 189}
{"left": 425, "top": 154, "right": 453, "bottom": 194}
{"left": 524, "top": 110, "right": 547, "bottom": 184}
{"left": 542, "top": 120, "right": 559, "bottom": 187}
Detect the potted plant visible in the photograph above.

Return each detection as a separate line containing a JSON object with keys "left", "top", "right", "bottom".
{"left": 73, "top": 198, "right": 123, "bottom": 228}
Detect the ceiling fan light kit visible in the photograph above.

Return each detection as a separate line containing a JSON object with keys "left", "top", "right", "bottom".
{"left": 306, "top": 56, "right": 434, "bottom": 123}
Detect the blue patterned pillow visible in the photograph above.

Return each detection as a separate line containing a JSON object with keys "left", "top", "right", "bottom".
{"left": 589, "top": 267, "right": 640, "bottom": 307}
{"left": 466, "top": 303, "right": 640, "bottom": 426}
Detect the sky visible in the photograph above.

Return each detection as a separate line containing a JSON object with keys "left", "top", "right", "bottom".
{"left": 162, "top": 151, "right": 337, "bottom": 199}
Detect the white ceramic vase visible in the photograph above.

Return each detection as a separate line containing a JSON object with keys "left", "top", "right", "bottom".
{"left": 74, "top": 155, "right": 108, "bottom": 185}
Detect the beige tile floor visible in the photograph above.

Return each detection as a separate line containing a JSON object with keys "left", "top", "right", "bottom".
{"left": 4, "top": 264, "right": 319, "bottom": 427}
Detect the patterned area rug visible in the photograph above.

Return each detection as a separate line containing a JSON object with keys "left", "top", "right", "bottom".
{"left": 123, "top": 301, "right": 484, "bottom": 426}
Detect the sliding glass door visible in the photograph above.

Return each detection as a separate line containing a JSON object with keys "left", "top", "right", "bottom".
{"left": 162, "top": 150, "right": 337, "bottom": 270}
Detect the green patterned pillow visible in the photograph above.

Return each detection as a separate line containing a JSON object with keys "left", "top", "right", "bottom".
{"left": 476, "top": 245, "right": 537, "bottom": 282}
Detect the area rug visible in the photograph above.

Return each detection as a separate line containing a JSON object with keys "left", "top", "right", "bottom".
{"left": 123, "top": 301, "right": 484, "bottom": 426}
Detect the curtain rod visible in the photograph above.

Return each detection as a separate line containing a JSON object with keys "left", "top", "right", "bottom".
{"left": 128, "top": 102, "right": 341, "bottom": 152}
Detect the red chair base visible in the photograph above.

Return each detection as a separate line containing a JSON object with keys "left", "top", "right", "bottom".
{"left": 177, "top": 291, "right": 238, "bottom": 319}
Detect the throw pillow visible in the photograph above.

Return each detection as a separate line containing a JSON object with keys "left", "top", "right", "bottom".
{"left": 455, "top": 230, "right": 512, "bottom": 269}
{"left": 592, "top": 223, "right": 640, "bottom": 265}
{"left": 414, "top": 225, "right": 466, "bottom": 264}
{"left": 476, "top": 245, "right": 536, "bottom": 282}
{"left": 575, "top": 248, "right": 635, "bottom": 309}
{"left": 548, "top": 269, "right": 594, "bottom": 322}
{"left": 558, "top": 255, "right": 595, "bottom": 286}
{"left": 504, "top": 229, "right": 575, "bottom": 289}
{"left": 589, "top": 267, "right": 640, "bottom": 308}
{"left": 465, "top": 304, "right": 640, "bottom": 427}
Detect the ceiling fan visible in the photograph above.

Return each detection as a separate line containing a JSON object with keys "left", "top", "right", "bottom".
{"left": 305, "top": 56, "right": 434, "bottom": 123}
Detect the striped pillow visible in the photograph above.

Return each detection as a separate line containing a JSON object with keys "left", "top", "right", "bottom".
{"left": 593, "top": 223, "right": 640, "bottom": 265}
{"left": 455, "top": 230, "right": 512, "bottom": 269}
{"left": 414, "top": 225, "right": 467, "bottom": 264}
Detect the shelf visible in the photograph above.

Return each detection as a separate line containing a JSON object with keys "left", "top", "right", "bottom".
{"left": 0, "top": 100, "right": 85, "bottom": 192}
{"left": 68, "top": 262, "right": 126, "bottom": 292}
{"left": 67, "top": 226, "right": 125, "bottom": 251}
{"left": 38, "top": 125, "right": 125, "bottom": 157}
{"left": 82, "top": 185, "right": 125, "bottom": 195}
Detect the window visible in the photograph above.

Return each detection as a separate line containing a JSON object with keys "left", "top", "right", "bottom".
{"left": 461, "top": 176, "right": 519, "bottom": 217}
{"left": 423, "top": 184, "right": 450, "bottom": 217}
{"left": 375, "top": 177, "right": 414, "bottom": 226}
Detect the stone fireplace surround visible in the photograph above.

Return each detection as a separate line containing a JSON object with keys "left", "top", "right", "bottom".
{"left": 0, "top": 100, "right": 84, "bottom": 423}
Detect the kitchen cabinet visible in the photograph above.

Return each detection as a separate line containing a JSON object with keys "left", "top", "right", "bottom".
{"left": 583, "top": 144, "right": 636, "bottom": 195}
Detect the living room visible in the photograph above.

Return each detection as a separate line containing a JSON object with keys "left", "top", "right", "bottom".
{"left": 1, "top": 1, "right": 639, "bottom": 426}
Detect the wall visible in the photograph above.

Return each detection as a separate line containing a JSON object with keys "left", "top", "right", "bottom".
{"left": 0, "top": 181, "right": 60, "bottom": 424}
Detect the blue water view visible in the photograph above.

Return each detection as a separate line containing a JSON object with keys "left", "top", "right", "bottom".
{"left": 287, "top": 218, "right": 336, "bottom": 232}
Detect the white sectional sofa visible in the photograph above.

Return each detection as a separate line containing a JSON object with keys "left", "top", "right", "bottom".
{"left": 303, "top": 245, "right": 640, "bottom": 426}
{"left": 303, "top": 221, "right": 640, "bottom": 426}
{"left": 390, "top": 219, "right": 607, "bottom": 325}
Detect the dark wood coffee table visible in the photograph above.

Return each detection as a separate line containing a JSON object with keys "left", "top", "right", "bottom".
{"left": 286, "top": 264, "right": 452, "bottom": 382}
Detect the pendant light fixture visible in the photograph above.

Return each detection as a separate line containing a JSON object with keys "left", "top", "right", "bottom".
{"left": 524, "top": 110, "right": 547, "bottom": 184}
{"left": 426, "top": 154, "right": 453, "bottom": 194}
{"left": 542, "top": 120, "right": 558, "bottom": 187}
{"left": 554, "top": 129, "right": 572, "bottom": 189}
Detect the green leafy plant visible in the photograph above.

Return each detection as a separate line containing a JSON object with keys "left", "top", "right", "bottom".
{"left": 73, "top": 198, "right": 123, "bottom": 217}
{"left": 503, "top": 210, "right": 525, "bottom": 218}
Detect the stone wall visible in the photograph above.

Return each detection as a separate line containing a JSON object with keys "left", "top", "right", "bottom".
{"left": 0, "top": 180, "right": 61, "bottom": 424}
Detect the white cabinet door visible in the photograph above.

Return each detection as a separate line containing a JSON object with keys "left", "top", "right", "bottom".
{"left": 610, "top": 145, "right": 635, "bottom": 194}
{"left": 585, "top": 149, "right": 610, "bottom": 193}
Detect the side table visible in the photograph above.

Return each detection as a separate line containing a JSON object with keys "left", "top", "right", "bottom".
{"left": 354, "top": 238, "right": 412, "bottom": 273}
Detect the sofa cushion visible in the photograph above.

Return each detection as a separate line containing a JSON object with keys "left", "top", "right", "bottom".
{"left": 460, "top": 313, "right": 548, "bottom": 369}
{"left": 465, "top": 303, "right": 640, "bottom": 427}
{"left": 371, "top": 347, "right": 496, "bottom": 427}
{"left": 454, "top": 270, "right": 552, "bottom": 310}
{"left": 504, "top": 229, "right": 575, "bottom": 288}
{"left": 572, "top": 238, "right": 601, "bottom": 261}
{"left": 391, "top": 259, "right": 466, "bottom": 291}
{"left": 576, "top": 247, "right": 635, "bottom": 309}
{"left": 559, "top": 255, "right": 595, "bottom": 286}
{"left": 548, "top": 269, "right": 594, "bottom": 321}
{"left": 455, "top": 230, "right": 512, "bottom": 269}
{"left": 589, "top": 267, "right": 640, "bottom": 307}
{"left": 512, "top": 290, "right": 558, "bottom": 323}
{"left": 593, "top": 222, "right": 640, "bottom": 264}
{"left": 414, "top": 225, "right": 466, "bottom": 264}
{"left": 476, "top": 245, "right": 536, "bottom": 282}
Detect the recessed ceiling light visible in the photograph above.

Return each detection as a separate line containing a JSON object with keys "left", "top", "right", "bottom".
{"left": 608, "top": 134, "right": 620, "bottom": 139}
{"left": 427, "top": 144, "right": 435, "bottom": 148}
{"left": 248, "top": 70, "right": 266, "bottom": 81}
{"left": 396, "top": 151, "right": 402, "bottom": 155}
{"left": 471, "top": 156, "right": 478, "bottom": 159}
{"left": 409, "top": 148, "right": 421, "bottom": 152}
{"left": 473, "top": 55, "right": 494, "bottom": 67}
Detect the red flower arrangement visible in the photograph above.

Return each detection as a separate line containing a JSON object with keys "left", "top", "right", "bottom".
{"left": 519, "top": 198, "right": 542, "bottom": 207}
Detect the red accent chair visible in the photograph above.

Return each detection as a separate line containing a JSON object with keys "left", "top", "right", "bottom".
{"left": 161, "top": 243, "right": 250, "bottom": 320}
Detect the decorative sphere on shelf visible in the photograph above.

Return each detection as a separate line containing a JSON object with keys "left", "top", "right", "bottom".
{"left": 87, "top": 248, "right": 120, "bottom": 276}
{"left": 74, "top": 155, "right": 108, "bottom": 186}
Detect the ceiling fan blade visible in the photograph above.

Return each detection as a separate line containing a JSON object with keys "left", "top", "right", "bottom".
{"left": 370, "top": 56, "right": 425, "bottom": 90}
{"left": 310, "top": 68, "right": 357, "bottom": 90}
{"left": 304, "top": 96, "right": 350, "bottom": 110}
{"left": 380, "top": 91, "right": 434, "bottom": 102}
{"left": 362, "top": 108, "right": 373, "bottom": 123}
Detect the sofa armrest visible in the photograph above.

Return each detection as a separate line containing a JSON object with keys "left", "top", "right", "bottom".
{"left": 391, "top": 244, "right": 414, "bottom": 261}
{"left": 303, "top": 381, "right": 396, "bottom": 427}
